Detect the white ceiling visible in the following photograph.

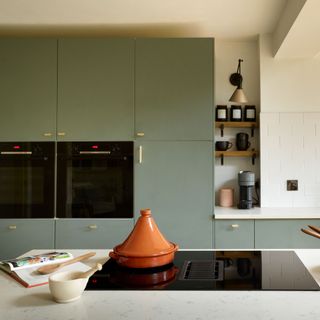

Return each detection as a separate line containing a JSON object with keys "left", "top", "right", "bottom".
{"left": 0, "top": 0, "right": 287, "bottom": 38}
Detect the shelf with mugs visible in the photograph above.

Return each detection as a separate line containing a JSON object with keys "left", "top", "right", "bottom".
{"left": 215, "top": 121, "right": 259, "bottom": 137}
{"left": 215, "top": 149, "right": 259, "bottom": 166}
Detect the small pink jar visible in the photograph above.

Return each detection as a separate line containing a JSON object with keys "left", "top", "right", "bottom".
{"left": 219, "top": 188, "right": 234, "bottom": 207}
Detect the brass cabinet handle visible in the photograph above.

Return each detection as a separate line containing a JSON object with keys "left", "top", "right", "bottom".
{"left": 136, "top": 132, "right": 145, "bottom": 137}
{"left": 57, "top": 132, "right": 66, "bottom": 136}
{"left": 88, "top": 224, "right": 97, "bottom": 230}
{"left": 231, "top": 224, "right": 239, "bottom": 229}
{"left": 138, "top": 146, "right": 143, "bottom": 164}
{"left": 43, "top": 132, "right": 52, "bottom": 137}
{"left": 8, "top": 225, "right": 17, "bottom": 230}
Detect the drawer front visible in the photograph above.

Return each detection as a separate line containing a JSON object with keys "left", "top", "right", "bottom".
{"left": 255, "top": 219, "right": 320, "bottom": 249}
{"left": 0, "top": 219, "right": 54, "bottom": 260}
{"left": 215, "top": 220, "right": 254, "bottom": 249}
{"left": 55, "top": 219, "right": 134, "bottom": 249}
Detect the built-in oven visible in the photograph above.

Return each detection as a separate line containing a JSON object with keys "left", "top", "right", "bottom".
{"left": 57, "top": 142, "right": 133, "bottom": 218}
{"left": 0, "top": 142, "right": 55, "bottom": 218}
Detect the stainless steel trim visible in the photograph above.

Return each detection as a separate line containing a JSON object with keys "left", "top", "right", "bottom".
{"left": 79, "top": 151, "right": 111, "bottom": 155}
{"left": 0, "top": 151, "right": 32, "bottom": 155}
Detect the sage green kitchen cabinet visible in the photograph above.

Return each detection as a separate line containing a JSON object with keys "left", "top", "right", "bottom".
{"left": 55, "top": 219, "right": 134, "bottom": 249}
{"left": 215, "top": 220, "right": 254, "bottom": 249}
{"left": 134, "top": 141, "right": 213, "bottom": 249}
{"left": 57, "top": 38, "right": 134, "bottom": 141}
{"left": 255, "top": 219, "right": 320, "bottom": 248}
{"left": 0, "top": 219, "right": 54, "bottom": 260}
{"left": 135, "top": 38, "right": 213, "bottom": 141}
{"left": 0, "top": 39, "right": 57, "bottom": 141}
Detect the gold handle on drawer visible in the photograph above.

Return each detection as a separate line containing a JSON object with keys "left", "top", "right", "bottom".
{"left": 136, "top": 132, "right": 145, "bottom": 137}
{"left": 8, "top": 225, "right": 17, "bottom": 230}
{"left": 231, "top": 224, "right": 239, "bottom": 229}
{"left": 43, "top": 132, "right": 52, "bottom": 137}
{"left": 88, "top": 224, "right": 97, "bottom": 230}
{"left": 138, "top": 145, "right": 143, "bottom": 164}
{"left": 58, "top": 132, "right": 66, "bottom": 136}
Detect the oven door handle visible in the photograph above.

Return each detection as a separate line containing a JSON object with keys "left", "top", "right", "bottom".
{"left": 0, "top": 151, "right": 32, "bottom": 155}
{"left": 79, "top": 151, "right": 111, "bottom": 155}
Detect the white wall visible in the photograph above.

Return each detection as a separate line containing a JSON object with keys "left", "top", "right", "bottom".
{"left": 260, "top": 34, "right": 320, "bottom": 207}
{"left": 214, "top": 39, "right": 260, "bottom": 206}
{"left": 260, "top": 34, "right": 320, "bottom": 112}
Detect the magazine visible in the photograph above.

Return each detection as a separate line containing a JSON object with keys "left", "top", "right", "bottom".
{"left": 0, "top": 251, "right": 91, "bottom": 288}
{"left": 0, "top": 251, "right": 73, "bottom": 272}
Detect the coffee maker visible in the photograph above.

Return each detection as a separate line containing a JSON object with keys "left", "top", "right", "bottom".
{"left": 238, "top": 171, "right": 255, "bottom": 209}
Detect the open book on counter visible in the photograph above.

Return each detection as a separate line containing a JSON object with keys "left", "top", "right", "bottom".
{"left": 0, "top": 251, "right": 91, "bottom": 288}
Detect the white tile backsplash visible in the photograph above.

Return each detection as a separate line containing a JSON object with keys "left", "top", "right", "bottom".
{"left": 261, "top": 112, "right": 320, "bottom": 207}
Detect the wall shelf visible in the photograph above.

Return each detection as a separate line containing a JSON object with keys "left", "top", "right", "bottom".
{"left": 215, "top": 121, "right": 258, "bottom": 137}
{"left": 215, "top": 150, "right": 259, "bottom": 165}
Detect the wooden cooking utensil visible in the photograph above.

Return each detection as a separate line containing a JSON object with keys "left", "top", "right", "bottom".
{"left": 77, "top": 263, "right": 102, "bottom": 279}
{"left": 301, "top": 228, "right": 320, "bottom": 239}
{"left": 37, "top": 252, "right": 96, "bottom": 275}
{"left": 308, "top": 225, "right": 320, "bottom": 235}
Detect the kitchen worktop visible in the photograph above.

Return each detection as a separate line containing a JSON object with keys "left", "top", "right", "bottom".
{"left": 1, "top": 249, "right": 320, "bottom": 320}
{"left": 214, "top": 206, "right": 320, "bottom": 219}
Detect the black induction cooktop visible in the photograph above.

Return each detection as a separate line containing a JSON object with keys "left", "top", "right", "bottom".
{"left": 85, "top": 251, "right": 319, "bottom": 291}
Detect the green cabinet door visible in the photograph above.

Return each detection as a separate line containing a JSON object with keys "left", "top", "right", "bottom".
{"left": 215, "top": 220, "right": 254, "bottom": 249}
{"left": 57, "top": 38, "right": 134, "bottom": 141}
{"left": 0, "top": 219, "right": 55, "bottom": 260}
{"left": 135, "top": 38, "right": 214, "bottom": 141}
{"left": 135, "top": 141, "right": 213, "bottom": 249}
{"left": 255, "top": 219, "right": 320, "bottom": 248}
{"left": 55, "top": 219, "right": 134, "bottom": 249}
{"left": 0, "top": 39, "right": 57, "bottom": 141}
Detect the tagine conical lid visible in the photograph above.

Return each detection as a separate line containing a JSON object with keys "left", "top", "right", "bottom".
{"left": 113, "top": 209, "right": 178, "bottom": 257}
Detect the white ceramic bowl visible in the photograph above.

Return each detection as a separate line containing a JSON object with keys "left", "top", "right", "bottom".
{"left": 49, "top": 271, "right": 89, "bottom": 303}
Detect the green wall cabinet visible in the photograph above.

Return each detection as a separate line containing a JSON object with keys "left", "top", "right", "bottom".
{"left": 0, "top": 39, "right": 57, "bottom": 141}
{"left": 215, "top": 220, "right": 254, "bottom": 249}
{"left": 55, "top": 219, "right": 134, "bottom": 249}
{"left": 255, "top": 219, "right": 320, "bottom": 249}
{"left": 0, "top": 219, "right": 55, "bottom": 260}
{"left": 134, "top": 141, "right": 213, "bottom": 249}
{"left": 57, "top": 39, "right": 134, "bottom": 141}
{"left": 135, "top": 38, "right": 213, "bottom": 141}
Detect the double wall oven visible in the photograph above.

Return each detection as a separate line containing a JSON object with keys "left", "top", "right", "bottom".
{"left": 0, "top": 141, "right": 133, "bottom": 219}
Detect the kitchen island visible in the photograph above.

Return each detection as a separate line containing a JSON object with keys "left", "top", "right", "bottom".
{"left": 1, "top": 249, "right": 320, "bottom": 320}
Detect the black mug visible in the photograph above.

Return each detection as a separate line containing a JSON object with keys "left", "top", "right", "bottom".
{"left": 236, "top": 133, "right": 250, "bottom": 151}
{"left": 216, "top": 141, "right": 233, "bottom": 151}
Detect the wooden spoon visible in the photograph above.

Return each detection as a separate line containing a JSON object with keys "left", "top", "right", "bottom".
{"left": 37, "top": 252, "right": 96, "bottom": 274}
{"left": 308, "top": 225, "right": 320, "bottom": 235}
{"left": 301, "top": 228, "right": 320, "bottom": 239}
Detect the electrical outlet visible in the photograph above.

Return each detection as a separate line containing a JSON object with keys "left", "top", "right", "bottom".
{"left": 287, "top": 180, "right": 298, "bottom": 191}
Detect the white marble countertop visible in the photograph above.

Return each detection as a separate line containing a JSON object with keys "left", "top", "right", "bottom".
{"left": 2, "top": 249, "right": 320, "bottom": 320}
{"left": 214, "top": 206, "right": 320, "bottom": 219}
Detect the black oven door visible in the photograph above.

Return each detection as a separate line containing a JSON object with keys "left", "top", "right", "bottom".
{"left": 0, "top": 142, "right": 55, "bottom": 218}
{"left": 57, "top": 142, "right": 133, "bottom": 218}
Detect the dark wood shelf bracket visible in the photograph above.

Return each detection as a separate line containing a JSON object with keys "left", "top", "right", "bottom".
{"left": 251, "top": 124, "right": 255, "bottom": 137}
{"left": 252, "top": 152, "right": 256, "bottom": 165}
{"left": 220, "top": 123, "right": 224, "bottom": 137}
